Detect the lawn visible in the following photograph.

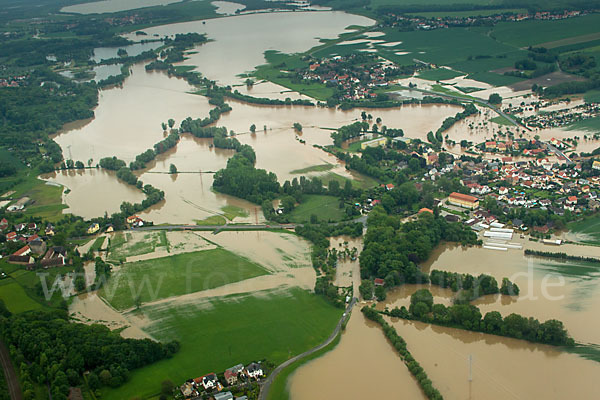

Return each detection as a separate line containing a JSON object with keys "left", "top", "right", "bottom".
{"left": 417, "top": 68, "right": 463, "bottom": 81}
{"left": 99, "top": 248, "right": 270, "bottom": 310}
{"left": 89, "top": 236, "right": 106, "bottom": 251}
{"left": 0, "top": 280, "right": 42, "bottom": 314}
{"left": 100, "top": 288, "right": 342, "bottom": 400}
{"left": 288, "top": 195, "right": 346, "bottom": 224}
{"left": 567, "top": 215, "right": 600, "bottom": 246}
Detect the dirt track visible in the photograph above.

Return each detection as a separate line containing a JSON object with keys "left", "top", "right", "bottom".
{"left": 0, "top": 341, "right": 23, "bottom": 400}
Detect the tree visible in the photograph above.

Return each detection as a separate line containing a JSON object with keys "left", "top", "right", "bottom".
{"left": 500, "top": 277, "right": 520, "bottom": 295}
{"left": 483, "top": 311, "right": 503, "bottom": 333}
{"left": 161, "top": 122, "right": 167, "bottom": 131}
{"left": 488, "top": 93, "right": 502, "bottom": 104}
{"left": 168, "top": 118, "right": 175, "bottom": 129}
{"left": 169, "top": 164, "right": 177, "bottom": 174}
{"left": 293, "top": 122, "right": 302, "bottom": 132}
{"left": 250, "top": 124, "right": 256, "bottom": 134}
{"left": 375, "top": 285, "right": 386, "bottom": 301}
{"left": 359, "top": 279, "right": 374, "bottom": 300}
{"left": 410, "top": 289, "right": 433, "bottom": 310}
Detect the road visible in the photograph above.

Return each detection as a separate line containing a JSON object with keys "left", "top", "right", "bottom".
{"left": 258, "top": 297, "right": 357, "bottom": 400}
{"left": 0, "top": 340, "right": 23, "bottom": 400}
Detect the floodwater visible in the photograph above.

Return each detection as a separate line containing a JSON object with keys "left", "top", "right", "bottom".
{"left": 41, "top": 168, "right": 145, "bottom": 219}
{"left": 422, "top": 237, "right": 600, "bottom": 345}
{"left": 212, "top": 1, "right": 245, "bottom": 15}
{"left": 289, "top": 312, "right": 427, "bottom": 400}
{"left": 92, "top": 64, "right": 123, "bottom": 81}
{"left": 123, "top": 11, "right": 374, "bottom": 86}
{"left": 390, "top": 317, "right": 600, "bottom": 400}
{"left": 91, "top": 42, "right": 163, "bottom": 63}
{"left": 54, "top": 63, "right": 213, "bottom": 163}
{"left": 329, "top": 236, "right": 363, "bottom": 287}
{"left": 61, "top": 0, "right": 182, "bottom": 14}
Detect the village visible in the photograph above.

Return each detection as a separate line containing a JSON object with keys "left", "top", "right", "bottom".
{"left": 178, "top": 362, "right": 265, "bottom": 400}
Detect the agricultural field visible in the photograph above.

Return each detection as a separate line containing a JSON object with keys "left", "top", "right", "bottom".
{"left": 585, "top": 90, "right": 600, "bottom": 104}
{"left": 288, "top": 195, "right": 346, "bottom": 223}
{"left": 99, "top": 248, "right": 269, "bottom": 310}
{"left": 107, "top": 231, "right": 169, "bottom": 262}
{"left": 566, "top": 116, "right": 600, "bottom": 133}
{"left": 0, "top": 280, "right": 41, "bottom": 314}
{"left": 567, "top": 215, "right": 600, "bottom": 246}
{"left": 417, "top": 68, "right": 464, "bottom": 81}
{"left": 100, "top": 288, "right": 342, "bottom": 400}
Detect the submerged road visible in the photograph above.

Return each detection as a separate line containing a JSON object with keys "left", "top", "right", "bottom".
{"left": 258, "top": 297, "right": 357, "bottom": 400}
{"left": 0, "top": 340, "right": 23, "bottom": 400}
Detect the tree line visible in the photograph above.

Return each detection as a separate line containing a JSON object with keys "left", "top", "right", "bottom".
{"left": 385, "top": 288, "right": 574, "bottom": 346}
{"left": 524, "top": 249, "right": 600, "bottom": 264}
{"left": 0, "top": 309, "right": 179, "bottom": 400}
{"left": 362, "top": 306, "right": 444, "bottom": 400}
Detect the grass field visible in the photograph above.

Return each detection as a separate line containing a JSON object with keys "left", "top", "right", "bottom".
{"left": 408, "top": 8, "right": 527, "bottom": 18}
{"left": 0, "top": 280, "right": 42, "bottom": 314}
{"left": 584, "top": 90, "right": 600, "bottom": 104}
{"left": 417, "top": 68, "right": 463, "bottom": 81}
{"left": 99, "top": 248, "right": 269, "bottom": 310}
{"left": 491, "top": 115, "right": 516, "bottom": 126}
{"left": 566, "top": 117, "right": 600, "bottom": 133}
{"left": 288, "top": 195, "right": 346, "bottom": 223}
{"left": 290, "top": 164, "right": 336, "bottom": 174}
{"left": 100, "top": 288, "right": 342, "bottom": 400}
{"left": 195, "top": 215, "right": 227, "bottom": 225}
{"left": 320, "top": 171, "right": 379, "bottom": 190}
{"left": 267, "top": 330, "right": 342, "bottom": 400}
{"left": 490, "top": 14, "right": 600, "bottom": 48}
{"left": 89, "top": 236, "right": 106, "bottom": 252}
{"left": 221, "top": 205, "right": 249, "bottom": 221}
{"left": 108, "top": 231, "right": 168, "bottom": 261}
{"left": 567, "top": 215, "right": 600, "bottom": 246}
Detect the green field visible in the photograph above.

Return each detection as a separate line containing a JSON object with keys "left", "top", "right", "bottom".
{"left": 584, "top": 90, "right": 600, "bottom": 104}
{"left": 288, "top": 195, "right": 346, "bottom": 223}
{"left": 491, "top": 115, "right": 516, "bottom": 126}
{"left": 290, "top": 164, "right": 336, "bottom": 174}
{"left": 566, "top": 117, "right": 600, "bottom": 133}
{"left": 221, "top": 205, "right": 249, "bottom": 220}
{"left": 490, "top": 14, "right": 600, "bottom": 48}
{"left": 195, "top": 215, "right": 227, "bottom": 225}
{"left": 100, "top": 288, "right": 342, "bottom": 400}
{"left": 108, "top": 231, "right": 168, "bottom": 261}
{"left": 320, "top": 171, "right": 379, "bottom": 190}
{"left": 99, "top": 248, "right": 269, "bottom": 310}
{"left": 0, "top": 280, "right": 42, "bottom": 314}
{"left": 408, "top": 8, "right": 527, "bottom": 18}
{"left": 417, "top": 68, "right": 463, "bottom": 81}
{"left": 89, "top": 236, "right": 106, "bottom": 251}
{"left": 567, "top": 215, "right": 600, "bottom": 245}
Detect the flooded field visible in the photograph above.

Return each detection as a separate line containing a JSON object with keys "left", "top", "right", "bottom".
{"left": 289, "top": 312, "right": 426, "bottom": 400}
{"left": 61, "top": 0, "right": 182, "bottom": 14}
{"left": 42, "top": 168, "right": 145, "bottom": 219}
{"left": 123, "top": 11, "right": 374, "bottom": 86}
{"left": 421, "top": 238, "right": 600, "bottom": 345}
{"left": 390, "top": 318, "right": 600, "bottom": 400}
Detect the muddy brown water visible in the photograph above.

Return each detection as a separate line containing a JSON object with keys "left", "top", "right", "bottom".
{"left": 289, "top": 312, "right": 427, "bottom": 400}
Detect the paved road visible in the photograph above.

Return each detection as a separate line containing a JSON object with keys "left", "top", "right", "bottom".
{"left": 544, "top": 141, "right": 574, "bottom": 165}
{"left": 258, "top": 297, "right": 357, "bottom": 400}
{"left": 0, "top": 341, "right": 23, "bottom": 400}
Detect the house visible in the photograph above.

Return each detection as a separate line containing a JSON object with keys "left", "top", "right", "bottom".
{"left": 7, "top": 232, "right": 17, "bottom": 241}
{"left": 13, "top": 245, "right": 31, "bottom": 257}
{"left": 105, "top": 224, "right": 114, "bottom": 233}
{"left": 126, "top": 215, "right": 140, "bottom": 224}
{"left": 8, "top": 255, "right": 33, "bottom": 265}
{"left": 374, "top": 278, "right": 385, "bottom": 286}
{"left": 45, "top": 224, "right": 55, "bottom": 236}
{"left": 27, "top": 234, "right": 39, "bottom": 243}
{"left": 534, "top": 225, "right": 549, "bottom": 234}
{"left": 566, "top": 196, "right": 578, "bottom": 205}
{"left": 214, "top": 392, "right": 234, "bottom": 400}
{"left": 245, "top": 363, "right": 263, "bottom": 380}
{"left": 29, "top": 238, "right": 47, "bottom": 255}
{"left": 498, "top": 187, "right": 508, "bottom": 195}
{"left": 197, "top": 373, "right": 219, "bottom": 391}
{"left": 14, "top": 223, "right": 26, "bottom": 232}
{"left": 360, "top": 137, "right": 387, "bottom": 150}
{"left": 427, "top": 153, "right": 438, "bottom": 165}
{"left": 418, "top": 208, "right": 433, "bottom": 214}
{"left": 382, "top": 183, "right": 395, "bottom": 191}
{"left": 27, "top": 222, "right": 37, "bottom": 231}
{"left": 87, "top": 223, "right": 100, "bottom": 235}
{"left": 224, "top": 364, "right": 244, "bottom": 386}
{"left": 448, "top": 192, "right": 479, "bottom": 209}
{"left": 593, "top": 160, "right": 600, "bottom": 170}
{"left": 0, "top": 218, "right": 8, "bottom": 231}
{"left": 41, "top": 247, "right": 67, "bottom": 267}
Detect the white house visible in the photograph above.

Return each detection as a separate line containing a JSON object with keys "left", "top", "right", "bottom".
{"left": 245, "top": 363, "right": 263, "bottom": 379}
